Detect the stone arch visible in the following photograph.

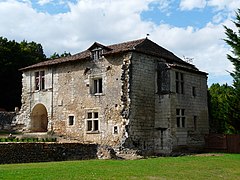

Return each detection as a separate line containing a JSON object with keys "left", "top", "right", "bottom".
{"left": 30, "top": 103, "right": 48, "bottom": 132}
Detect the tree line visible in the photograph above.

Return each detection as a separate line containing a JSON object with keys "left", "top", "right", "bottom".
{"left": 0, "top": 37, "right": 70, "bottom": 111}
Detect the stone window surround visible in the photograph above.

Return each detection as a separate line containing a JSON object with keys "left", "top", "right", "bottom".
{"left": 176, "top": 108, "right": 186, "bottom": 128}
{"left": 34, "top": 70, "right": 45, "bottom": 91}
{"left": 68, "top": 115, "right": 75, "bottom": 126}
{"left": 175, "top": 71, "right": 184, "bottom": 94}
{"left": 85, "top": 109, "right": 100, "bottom": 134}
{"left": 89, "top": 74, "right": 104, "bottom": 96}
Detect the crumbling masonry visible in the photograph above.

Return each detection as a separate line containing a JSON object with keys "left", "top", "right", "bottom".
{"left": 17, "top": 38, "right": 209, "bottom": 155}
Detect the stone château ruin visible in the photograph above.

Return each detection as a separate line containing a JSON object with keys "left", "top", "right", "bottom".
{"left": 17, "top": 38, "right": 209, "bottom": 155}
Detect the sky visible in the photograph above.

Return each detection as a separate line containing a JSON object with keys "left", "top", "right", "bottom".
{"left": 0, "top": 0, "right": 240, "bottom": 85}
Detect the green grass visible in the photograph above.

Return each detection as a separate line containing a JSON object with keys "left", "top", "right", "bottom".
{"left": 0, "top": 154, "right": 240, "bottom": 180}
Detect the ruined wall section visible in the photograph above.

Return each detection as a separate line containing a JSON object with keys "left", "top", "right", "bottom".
{"left": 154, "top": 61, "right": 173, "bottom": 154}
{"left": 17, "top": 68, "right": 53, "bottom": 130}
{"left": 125, "top": 52, "right": 157, "bottom": 154}
{"left": 169, "top": 69, "right": 209, "bottom": 149}
{"left": 51, "top": 54, "right": 126, "bottom": 147}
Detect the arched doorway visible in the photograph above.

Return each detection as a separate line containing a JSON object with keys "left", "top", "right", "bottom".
{"left": 30, "top": 104, "right": 48, "bottom": 132}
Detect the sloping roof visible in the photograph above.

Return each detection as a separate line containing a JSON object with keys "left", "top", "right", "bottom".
{"left": 167, "top": 63, "right": 207, "bottom": 75}
{"left": 20, "top": 38, "right": 196, "bottom": 71}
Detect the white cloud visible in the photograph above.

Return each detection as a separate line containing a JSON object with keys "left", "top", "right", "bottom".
{"left": 0, "top": 0, "right": 239, "bottom": 85}
{"left": 155, "top": 0, "right": 174, "bottom": 15}
{"left": 150, "top": 21, "right": 233, "bottom": 79}
{"left": 208, "top": 0, "right": 240, "bottom": 11}
{"left": 38, "top": 0, "right": 52, "bottom": 6}
{"left": 179, "top": 0, "right": 207, "bottom": 10}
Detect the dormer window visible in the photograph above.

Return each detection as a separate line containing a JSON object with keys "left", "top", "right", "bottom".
{"left": 88, "top": 42, "right": 112, "bottom": 61}
{"left": 91, "top": 48, "right": 104, "bottom": 60}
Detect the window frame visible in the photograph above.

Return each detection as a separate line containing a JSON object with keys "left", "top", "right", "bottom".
{"left": 176, "top": 108, "right": 186, "bottom": 128}
{"left": 90, "top": 75, "right": 104, "bottom": 95}
{"left": 175, "top": 72, "right": 184, "bottom": 94}
{"left": 86, "top": 111, "right": 100, "bottom": 133}
{"left": 34, "top": 70, "right": 45, "bottom": 91}
{"left": 93, "top": 78, "right": 103, "bottom": 94}
{"left": 91, "top": 47, "right": 104, "bottom": 61}
{"left": 68, "top": 115, "right": 75, "bottom": 126}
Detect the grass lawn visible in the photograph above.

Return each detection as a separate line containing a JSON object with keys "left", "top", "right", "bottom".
{"left": 0, "top": 154, "right": 239, "bottom": 180}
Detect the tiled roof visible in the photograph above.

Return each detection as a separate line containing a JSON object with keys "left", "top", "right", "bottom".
{"left": 167, "top": 63, "right": 207, "bottom": 75}
{"left": 20, "top": 38, "right": 195, "bottom": 71}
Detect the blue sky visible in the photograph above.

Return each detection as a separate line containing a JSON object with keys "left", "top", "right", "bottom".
{"left": 0, "top": 0, "right": 240, "bottom": 85}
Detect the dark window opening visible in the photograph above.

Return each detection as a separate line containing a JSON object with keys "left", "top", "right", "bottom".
{"left": 113, "top": 126, "right": 118, "bottom": 134}
{"left": 87, "top": 120, "right": 92, "bottom": 131}
{"left": 93, "top": 78, "right": 103, "bottom": 94}
{"left": 192, "top": 86, "right": 196, "bottom": 97}
{"left": 93, "top": 120, "right": 99, "bottom": 131}
{"left": 69, "top": 116, "right": 74, "bottom": 126}
{"left": 194, "top": 116, "right": 197, "bottom": 130}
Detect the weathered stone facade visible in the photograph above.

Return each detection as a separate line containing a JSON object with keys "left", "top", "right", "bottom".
{"left": 17, "top": 38, "right": 209, "bottom": 155}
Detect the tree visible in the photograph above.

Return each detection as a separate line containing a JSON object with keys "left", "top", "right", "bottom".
{"left": 208, "top": 83, "right": 236, "bottom": 133}
{"left": 223, "top": 9, "right": 240, "bottom": 133}
{"left": 49, "top": 51, "right": 71, "bottom": 59}
{"left": 0, "top": 37, "right": 46, "bottom": 111}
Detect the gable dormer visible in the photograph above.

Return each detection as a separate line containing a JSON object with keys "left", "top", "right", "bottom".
{"left": 88, "top": 42, "right": 111, "bottom": 61}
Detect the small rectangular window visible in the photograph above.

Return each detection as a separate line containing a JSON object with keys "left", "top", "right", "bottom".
{"left": 68, "top": 116, "right": 74, "bottom": 126}
{"left": 113, "top": 126, "right": 118, "bottom": 134}
{"left": 194, "top": 116, "right": 197, "bottom": 130}
{"left": 192, "top": 86, "right": 196, "bottom": 97}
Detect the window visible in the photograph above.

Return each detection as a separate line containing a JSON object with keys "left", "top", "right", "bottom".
{"left": 192, "top": 86, "right": 196, "bottom": 97}
{"left": 176, "top": 72, "right": 184, "bottom": 94}
{"left": 113, "top": 126, "right": 118, "bottom": 134}
{"left": 176, "top": 109, "right": 186, "bottom": 128}
{"left": 91, "top": 48, "right": 104, "bottom": 60}
{"left": 193, "top": 116, "right": 197, "bottom": 130}
{"left": 68, "top": 116, "right": 74, "bottom": 126}
{"left": 35, "top": 71, "right": 45, "bottom": 90}
{"left": 92, "top": 78, "right": 103, "bottom": 94}
{"left": 86, "top": 112, "right": 99, "bottom": 132}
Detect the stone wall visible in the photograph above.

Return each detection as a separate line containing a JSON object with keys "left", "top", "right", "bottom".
{"left": 51, "top": 55, "right": 125, "bottom": 145}
{"left": 0, "top": 142, "right": 97, "bottom": 164}
{"left": 125, "top": 52, "right": 159, "bottom": 154}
